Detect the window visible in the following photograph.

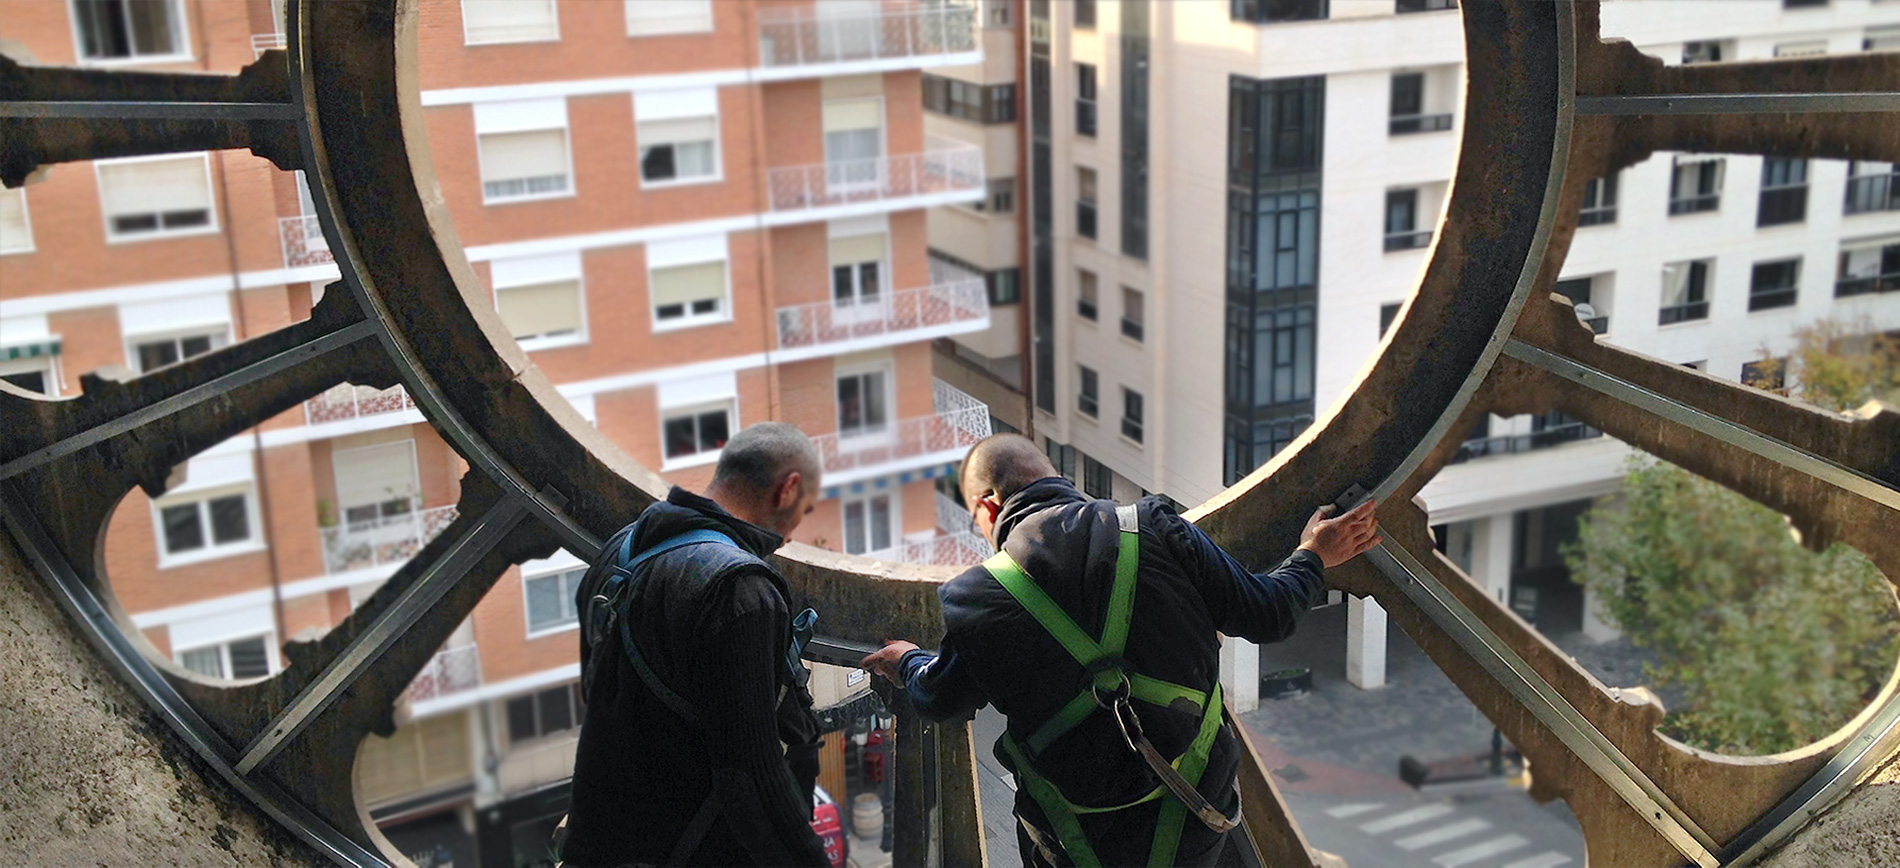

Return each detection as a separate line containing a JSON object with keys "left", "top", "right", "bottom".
{"left": 650, "top": 261, "right": 727, "bottom": 325}
{"left": 1230, "top": 0, "right": 1328, "bottom": 23}
{"left": 1121, "top": 388, "right": 1144, "bottom": 443}
{"left": 155, "top": 483, "right": 258, "bottom": 561}
{"left": 1660, "top": 260, "right": 1712, "bottom": 325}
{"left": 523, "top": 567, "right": 584, "bottom": 634}
{"left": 491, "top": 252, "right": 585, "bottom": 346}
{"left": 988, "top": 268, "right": 1021, "bottom": 306}
{"left": 461, "top": 0, "right": 558, "bottom": 44}
{"left": 0, "top": 356, "right": 57, "bottom": 396}
{"left": 1384, "top": 189, "right": 1430, "bottom": 251}
{"left": 1395, "top": 0, "right": 1457, "bottom": 11}
{"left": 1579, "top": 174, "right": 1617, "bottom": 226}
{"left": 1668, "top": 157, "right": 1722, "bottom": 215}
{"left": 1784, "top": 0, "right": 1827, "bottom": 8}
{"left": 132, "top": 329, "right": 226, "bottom": 373}
{"left": 1078, "top": 365, "right": 1099, "bottom": 418}
{"left": 625, "top": 0, "right": 712, "bottom": 36}
{"left": 837, "top": 368, "right": 890, "bottom": 438}
{"left": 73, "top": 0, "right": 187, "bottom": 62}
{"left": 983, "top": 0, "right": 1012, "bottom": 28}
{"left": 823, "top": 98, "right": 884, "bottom": 189}
{"left": 831, "top": 232, "right": 887, "bottom": 308}
{"left": 177, "top": 634, "right": 272, "bottom": 680}
{"left": 1077, "top": 167, "right": 1098, "bottom": 239}
{"left": 637, "top": 117, "right": 718, "bottom": 184}
{"left": 1122, "top": 0, "right": 1150, "bottom": 261}
{"left": 96, "top": 154, "right": 214, "bottom": 240}
{"left": 1082, "top": 455, "right": 1113, "bottom": 499}
{"left": 663, "top": 402, "right": 733, "bottom": 461}
{"left": 1748, "top": 259, "right": 1801, "bottom": 312}
{"left": 921, "top": 77, "right": 1015, "bottom": 124}
{"left": 1077, "top": 270, "right": 1099, "bottom": 320}
{"left": 506, "top": 683, "right": 581, "bottom": 744}
{"left": 1682, "top": 40, "right": 1727, "bottom": 64}
{"left": 0, "top": 187, "right": 32, "bottom": 254}
{"left": 1742, "top": 358, "right": 1789, "bottom": 393}
{"left": 987, "top": 84, "right": 1018, "bottom": 124}
{"left": 1075, "top": 0, "right": 1096, "bottom": 28}
{"left": 1121, "top": 286, "right": 1144, "bottom": 342}
{"left": 1076, "top": 64, "right": 1098, "bottom": 137}
{"left": 1556, "top": 275, "right": 1607, "bottom": 333}
{"left": 335, "top": 440, "right": 420, "bottom": 526}
{"left": 975, "top": 177, "right": 1015, "bottom": 213}
{"left": 475, "top": 99, "right": 572, "bottom": 203}
{"left": 1846, "top": 161, "right": 1899, "bottom": 214}
{"left": 1758, "top": 158, "right": 1809, "bottom": 226}
{"left": 1775, "top": 40, "right": 1828, "bottom": 58}
{"left": 1386, "top": 72, "right": 1450, "bottom": 134}
{"left": 1045, "top": 439, "right": 1078, "bottom": 482}
{"left": 842, "top": 493, "right": 895, "bottom": 555}
{"left": 1835, "top": 239, "right": 1900, "bottom": 297}
{"left": 1379, "top": 302, "right": 1401, "bottom": 336}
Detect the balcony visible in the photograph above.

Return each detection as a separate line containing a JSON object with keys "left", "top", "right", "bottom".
{"left": 936, "top": 490, "right": 978, "bottom": 537}
{"left": 1395, "top": 0, "right": 1458, "bottom": 11}
{"left": 321, "top": 504, "right": 458, "bottom": 574}
{"left": 812, "top": 380, "right": 990, "bottom": 480}
{"left": 1845, "top": 173, "right": 1900, "bottom": 215}
{"left": 278, "top": 214, "right": 333, "bottom": 269}
{"left": 775, "top": 272, "right": 988, "bottom": 355}
{"left": 1450, "top": 421, "right": 1602, "bottom": 464}
{"left": 766, "top": 143, "right": 984, "bottom": 217}
{"left": 1385, "top": 230, "right": 1433, "bottom": 252}
{"left": 1389, "top": 113, "right": 1453, "bottom": 135}
{"left": 251, "top": 33, "right": 285, "bottom": 59}
{"left": 304, "top": 382, "right": 415, "bottom": 426}
{"left": 1836, "top": 275, "right": 1900, "bottom": 298}
{"left": 756, "top": 2, "right": 977, "bottom": 73}
{"left": 403, "top": 644, "right": 481, "bottom": 704}
{"left": 866, "top": 530, "right": 993, "bottom": 567}
{"left": 1668, "top": 194, "right": 1720, "bottom": 216}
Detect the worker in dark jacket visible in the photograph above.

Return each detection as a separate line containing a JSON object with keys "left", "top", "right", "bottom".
{"left": 563, "top": 422, "right": 830, "bottom": 867}
{"left": 863, "top": 434, "right": 1380, "bottom": 867}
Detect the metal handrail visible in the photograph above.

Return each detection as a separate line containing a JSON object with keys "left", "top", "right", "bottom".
{"left": 775, "top": 277, "right": 987, "bottom": 350}
{"left": 766, "top": 145, "right": 984, "bottom": 213}
{"left": 756, "top": 2, "right": 976, "bottom": 68}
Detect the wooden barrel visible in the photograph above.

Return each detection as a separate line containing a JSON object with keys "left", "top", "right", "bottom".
{"left": 852, "top": 792, "right": 884, "bottom": 840}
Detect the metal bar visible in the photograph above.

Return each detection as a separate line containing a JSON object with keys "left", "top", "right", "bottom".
{"left": 1576, "top": 92, "right": 1900, "bottom": 116}
{"left": 1502, "top": 340, "right": 1900, "bottom": 512}
{"left": 0, "top": 482, "right": 389, "bottom": 867}
{"left": 0, "top": 320, "right": 378, "bottom": 484}
{"left": 1365, "top": 540, "right": 1722, "bottom": 867}
{"left": 804, "top": 634, "right": 882, "bottom": 670}
{"left": 0, "top": 100, "right": 301, "bottom": 121}
{"left": 892, "top": 691, "right": 939, "bottom": 868}
{"left": 1719, "top": 691, "right": 1900, "bottom": 865}
{"left": 234, "top": 494, "right": 531, "bottom": 775}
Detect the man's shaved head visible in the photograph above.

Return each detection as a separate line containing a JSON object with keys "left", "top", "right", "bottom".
{"left": 712, "top": 422, "right": 820, "bottom": 494}
{"left": 960, "top": 433, "right": 1058, "bottom": 506}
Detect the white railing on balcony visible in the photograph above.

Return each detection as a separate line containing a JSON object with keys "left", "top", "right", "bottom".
{"left": 305, "top": 382, "right": 415, "bottom": 426}
{"left": 776, "top": 273, "right": 987, "bottom": 351}
{"left": 867, "top": 530, "right": 992, "bottom": 566}
{"left": 321, "top": 504, "right": 458, "bottom": 575}
{"left": 767, "top": 144, "right": 983, "bottom": 213}
{"left": 252, "top": 32, "right": 286, "bottom": 58}
{"left": 757, "top": 1, "right": 977, "bottom": 69}
{"left": 278, "top": 214, "right": 333, "bottom": 269}
{"left": 404, "top": 644, "right": 482, "bottom": 704}
{"left": 936, "top": 491, "right": 980, "bottom": 537}
{"left": 812, "top": 379, "right": 990, "bottom": 476}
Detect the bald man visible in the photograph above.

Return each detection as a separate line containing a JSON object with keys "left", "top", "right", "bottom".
{"left": 864, "top": 434, "right": 1380, "bottom": 867}
{"left": 563, "top": 422, "right": 830, "bottom": 867}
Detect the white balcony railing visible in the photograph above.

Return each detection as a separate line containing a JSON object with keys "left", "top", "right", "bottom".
{"left": 404, "top": 644, "right": 482, "bottom": 704}
{"left": 278, "top": 214, "right": 333, "bottom": 269}
{"left": 867, "top": 530, "right": 992, "bottom": 566}
{"left": 776, "top": 273, "right": 987, "bottom": 351}
{"left": 252, "top": 32, "right": 286, "bottom": 58}
{"left": 757, "top": 2, "right": 977, "bottom": 69}
{"left": 304, "top": 382, "right": 415, "bottom": 426}
{"left": 767, "top": 144, "right": 983, "bottom": 214}
{"left": 936, "top": 490, "right": 980, "bottom": 537}
{"left": 812, "top": 379, "right": 990, "bottom": 476}
{"left": 320, "top": 504, "right": 458, "bottom": 575}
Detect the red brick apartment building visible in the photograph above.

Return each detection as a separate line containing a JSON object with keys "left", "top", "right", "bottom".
{"left": 0, "top": 1, "right": 991, "bottom": 863}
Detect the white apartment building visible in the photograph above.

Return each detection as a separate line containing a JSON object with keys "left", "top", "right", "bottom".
{"left": 1023, "top": 0, "right": 1900, "bottom": 709}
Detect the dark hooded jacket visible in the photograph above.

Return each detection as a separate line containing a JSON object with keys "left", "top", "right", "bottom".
{"left": 897, "top": 477, "right": 1326, "bottom": 866}
{"left": 561, "top": 487, "right": 827, "bottom": 867}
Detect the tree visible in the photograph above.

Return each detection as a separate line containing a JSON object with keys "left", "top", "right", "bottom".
{"left": 1564, "top": 321, "right": 1900, "bottom": 755}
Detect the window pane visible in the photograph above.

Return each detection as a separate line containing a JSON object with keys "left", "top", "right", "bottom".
{"left": 161, "top": 503, "right": 204, "bottom": 553}
{"left": 506, "top": 696, "right": 537, "bottom": 742}
{"left": 127, "top": 0, "right": 178, "bottom": 55}
{"left": 526, "top": 574, "right": 566, "bottom": 631}
{"left": 862, "top": 372, "right": 887, "bottom": 429}
{"left": 179, "top": 646, "right": 223, "bottom": 678}
{"left": 640, "top": 144, "right": 678, "bottom": 181}
{"left": 837, "top": 377, "right": 863, "bottom": 432}
{"left": 208, "top": 494, "right": 249, "bottom": 545}
{"left": 870, "top": 495, "right": 892, "bottom": 551}
{"left": 138, "top": 340, "right": 179, "bottom": 372}
{"left": 538, "top": 685, "right": 573, "bottom": 734}
{"left": 227, "top": 636, "right": 270, "bottom": 678}
{"left": 844, "top": 501, "right": 867, "bottom": 554}
{"left": 663, "top": 416, "right": 699, "bottom": 458}
{"left": 696, "top": 410, "right": 729, "bottom": 452}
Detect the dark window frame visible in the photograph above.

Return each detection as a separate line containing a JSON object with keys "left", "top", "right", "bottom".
{"left": 1749, "top": 258, "right": 1801, "bottom": 311}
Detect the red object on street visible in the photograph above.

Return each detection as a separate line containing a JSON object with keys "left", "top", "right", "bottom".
{"left": 864, "top": 750, "right": 886, "bottom": 783}
{"left": 811, "top": 786, "right": 846, "bottom": 868}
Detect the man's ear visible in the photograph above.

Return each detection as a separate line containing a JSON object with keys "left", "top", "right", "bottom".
{"left": 778, "top": 471, "right": 803, "bottom": 508}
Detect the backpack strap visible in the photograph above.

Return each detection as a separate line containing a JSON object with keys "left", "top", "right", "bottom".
{"left": 596, "top": 529, "right": 745, "bottom": 726}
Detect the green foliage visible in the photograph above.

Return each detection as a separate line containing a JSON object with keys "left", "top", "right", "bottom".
{"left": 1564, "top": 460, "right": 1900, "bottom": 755}
{"left": 1772, "top": 319, "right": 1900, "bottom": 413}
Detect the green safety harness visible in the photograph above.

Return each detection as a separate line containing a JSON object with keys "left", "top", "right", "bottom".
{"left": 986, "top": 505, "right": 1241, "bottom": 868}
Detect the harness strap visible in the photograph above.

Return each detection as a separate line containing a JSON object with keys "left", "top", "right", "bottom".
{"left": 600, "top": 529, "right": 743, "bottom": 726}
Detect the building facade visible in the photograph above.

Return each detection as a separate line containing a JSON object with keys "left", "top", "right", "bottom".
{"left": 1020, "top": 0, "right": 1900, "bottom": 708}
{"left": 0, "top": 1, "right": 990, "bottom": 864}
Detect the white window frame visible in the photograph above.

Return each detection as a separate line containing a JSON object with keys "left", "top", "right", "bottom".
{"left": 174, "top": 631, "right": 278, "bottom": 680}
{"left": 473, "top": 99, "right": 576, "bottom": 206}
{"left": 841, "top": 490, "right": 900, "bottom": 557}
{"left": 489, "top": 251, "right": 588, "bottom": 351}
{"left": 125, "top": 325, "right": 231, "bottom": 374}
{"left": 647, "top": 235, "right": 732, "bottom": 333}
{"left": 332, "top": 439, "right": 422, "bottom": 526}
{"left": 521, "top": 556, "right": 586, "bottom": 639}
{"left": 625, "top": 0, "right": 714, "bottom": 38}
{"left": 151, "top": 480, "right": 265, "bottom": 568}
{"left": 660, "top": 398, "right": 737, "bottom": 472}
{"left": 834, "top": 358, "right": 896, "bottom": 444}
{"left": 634, "top": 88, "right": 723, "bottom": 190}
{"left": 460, "top": 0, "right": 561, "bottom": 46}
{"left": 0, "top": 186, "right": 34, "bottom": 255}
{"left": 0, "top": 355, "right": 61, "bottom": 397}
{"left": 94, "top": 152, "right": 219, "bottom": 244}
{"left": 822, "top": 97, "right": 887, "bottom": 194}
{"left": 69, "top": 0, "right": 194, "bottom": 66}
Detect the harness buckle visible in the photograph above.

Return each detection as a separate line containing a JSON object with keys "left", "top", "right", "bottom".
{"left": 1108, "top": 694, "right": 1144, "bottom": 755}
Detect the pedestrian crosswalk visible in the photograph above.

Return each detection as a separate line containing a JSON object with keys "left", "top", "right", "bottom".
{"left": 1321, "top": 801, "right": 1573, "bottom": 868}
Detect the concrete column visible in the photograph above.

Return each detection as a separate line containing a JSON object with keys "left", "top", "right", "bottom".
{"left": 1469, "top": 512, "right": 1516, "bottom": 606}
{"left": 1345, "top": 595, "right": 1387, "bottom": 690}
{"left": 1220, "top": 635, "right": 1260, "bottom": 713}
{"left": 1582, "top": 584, "right": 1621, "bottom": 643}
